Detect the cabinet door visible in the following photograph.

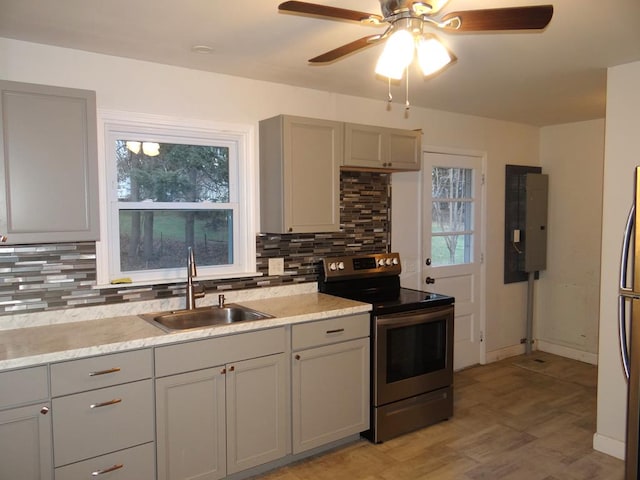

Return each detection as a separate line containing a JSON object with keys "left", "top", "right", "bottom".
{"left": 344, "top": 123, "right": 422, "bottom": 171}
{"left": 156, "top": 368, "right": 226, "bottom": 480}
{"left": 0, "top": 80, "right": 99, "bottom": 243}
{"left": 292, "top": 338, "right": 370, "bottom": 453}
{"left": 387, "top": 128, "right": 421, "bottom": 171}
{"left": 0, "top": 403, "right": 53, "bottom": 480}
{"left": 344, "top": 123, "right": 386, "bottom": 168}
{"left": 260, "top": 115, "right": 342, "bottom": 233}
{"left": 226, "top": 353, "right": 288, "bottom": 474}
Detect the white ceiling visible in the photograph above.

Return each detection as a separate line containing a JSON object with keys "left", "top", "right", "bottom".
{"left": 1, "top": 0, "right": 639, "bottom": 126}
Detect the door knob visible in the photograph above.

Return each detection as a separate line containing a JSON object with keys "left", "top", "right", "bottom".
{"left": 426, "top": 277, "right": 435, "bottom": 284}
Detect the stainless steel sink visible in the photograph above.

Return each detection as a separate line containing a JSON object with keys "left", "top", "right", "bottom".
{"left": 140, "top": 304, "right": 274, "bottom": 332}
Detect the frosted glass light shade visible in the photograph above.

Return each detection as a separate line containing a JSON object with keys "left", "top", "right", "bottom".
{"left": 417, "top": 36, "right": 453, "bottom": 76}
{"left": 125, "top": 141, "right": 141, "bottom": 154}
{"left": 375, "top": 29, "right": 415, "bottom": 79}
{"left": 142, "top": 142, "right": 160, "bottom": 156}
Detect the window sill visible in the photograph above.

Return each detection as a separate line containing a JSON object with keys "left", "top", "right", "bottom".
{"left": 93, "top": 271, "right": 263, "bottom": 290}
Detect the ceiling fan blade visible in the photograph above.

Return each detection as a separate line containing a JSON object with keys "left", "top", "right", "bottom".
{"left": 309, "top": 35, "right": 383, "bottom": 63}
{"left": 441, "top": 5, "right": 553, "bottom": 32}
{"left": 278, "top": 1, "right": 383, "bottom": 24}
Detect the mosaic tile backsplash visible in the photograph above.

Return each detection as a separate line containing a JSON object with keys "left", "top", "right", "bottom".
{"left": 0, "top": 171, "right": 391, "bottom": 317}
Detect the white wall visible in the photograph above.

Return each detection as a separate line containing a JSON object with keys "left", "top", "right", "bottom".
{"left": 0, "top": 38, "right": 540, "bottom": 362}
{"left": 594, "top": 60, "right": 640, "bottom": 459}
{"left": 537, "top": 120, "right": 605, "bottom": 363}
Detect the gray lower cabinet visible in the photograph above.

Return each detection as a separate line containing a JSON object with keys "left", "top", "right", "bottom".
{"left": 54, "top": 442, "right": 155, "bottom": 480}
{"left": 156, "top": 367, "right": 226, "bottom": 480}
{"left": 0, "top": 80, "right": 99, "bottom": 243}
{"left": 50, "top": 349, "right": 155, "bottom": 479}
{"left": 155, "top": 328, "right": 289, "bottom": 480}
{"left": 291, "top": 315, "right": 370, "bottom": 454}
{"left": 0, "top": 365, "right": 52, "bottom": 480}
{"left": 0, "top": 404, "right": 52, "bottom": 480}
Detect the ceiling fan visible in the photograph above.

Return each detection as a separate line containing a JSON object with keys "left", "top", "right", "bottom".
{"left": 278, "top": 0, "right": 553, "bottom": 78}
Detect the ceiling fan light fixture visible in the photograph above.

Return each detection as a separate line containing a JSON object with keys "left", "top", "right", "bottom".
{"left": 412, "top": 2, "right": 433, "bottom": 15}
{"left": 375, "top": 28, "right": 415, "bottom": 79}
{"left": 416, "top": 35, "right": 453, "bottom": 76}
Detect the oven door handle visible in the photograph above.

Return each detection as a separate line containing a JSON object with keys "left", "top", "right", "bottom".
{"left": 376, "top": 306, "right": 452, "bottom": 328}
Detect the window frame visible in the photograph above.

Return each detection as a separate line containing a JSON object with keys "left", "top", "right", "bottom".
{"left": 96, "top": 111, "right": 258, "bottom": 286}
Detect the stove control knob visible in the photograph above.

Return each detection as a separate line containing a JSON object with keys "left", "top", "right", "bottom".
{"left": 329, "top": 262, "right": 337, "bottom": 271}
{"left": 392, "top": 257, "right": 399, "bottom": 265}
{"left": 385, "top": 258, "right": 393, "bottom": 266}
{"left": 338, "top": 262, "right": 345, "bottom": 270}
{"left": 378, "top": 259, "right": 385, "bottom": 267}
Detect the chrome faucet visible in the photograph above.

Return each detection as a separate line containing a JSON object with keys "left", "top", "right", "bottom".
{"left": 186, "top": 247, "right": 205, "bottom": 310}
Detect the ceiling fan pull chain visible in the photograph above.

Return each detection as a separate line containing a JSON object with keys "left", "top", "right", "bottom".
{"left": 387, "top": 76, "right": 393, "bottom": 104}
{"left": 405, "top": 67, "right": 410, "bottom": 112}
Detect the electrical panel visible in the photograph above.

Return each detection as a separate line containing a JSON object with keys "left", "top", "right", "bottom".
{"left": 523, "top": 173, "right": 548, "bottom": 272}
{"left": 504, "top": 165, "right": 548, "bottom": 283}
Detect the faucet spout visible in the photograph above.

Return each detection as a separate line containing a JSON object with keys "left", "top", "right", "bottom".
{"left": 186, "top": 247, "right": 205, "bottom": 310}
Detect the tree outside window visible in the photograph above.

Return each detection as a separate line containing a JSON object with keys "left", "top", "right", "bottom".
{"left": 431, "top": 167, "right": 473, "bottom": 266}
{"left": 116, "top": 140, "right": 233, "bottom": 272}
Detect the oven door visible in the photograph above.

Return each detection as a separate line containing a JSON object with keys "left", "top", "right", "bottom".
{"left": 374, "top": 305, "right": 454, "bottom": 406}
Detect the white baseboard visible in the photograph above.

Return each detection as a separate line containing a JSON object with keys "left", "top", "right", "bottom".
{"left": 484, "top": 343, "right": 526, "bottom": 364}
{"left": 536, "top": 340, "right": 598, "bottom": 365}
{"left": 593, "top": 432, "right": 625, "bottom": 460}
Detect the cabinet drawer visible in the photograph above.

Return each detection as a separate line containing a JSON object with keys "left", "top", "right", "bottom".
{"left": 155, "top": 327, "right": 286, "bottom": 377}
{"left": 0, "top": 365, "right": 48, "bottom": 409}
{"left": 50, "top": 349, "right": 152, "bottom": 397}
{"left": 52, "top": 379, "right": 154, "bottom": 467}
{"left": 55, "top": 441, "right": 155, "bottom": 480}
{"left": 292, "top": 314, "right": 369, "bottom": 350}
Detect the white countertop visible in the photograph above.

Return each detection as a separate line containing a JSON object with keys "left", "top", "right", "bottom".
{"left": 0, "top": 292, "right": 371, "bottom": 371}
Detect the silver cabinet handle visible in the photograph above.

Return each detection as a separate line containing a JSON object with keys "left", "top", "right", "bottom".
{"left": 90, "top": 398, "right": 122, "bottom": 409}
{"left": 92, "top": 464, "right": 123, "bottom": 476}
{"left": 326, "top": 328, "right": 345, "bottom": 334}
{"left": 40, "top": 406, "right": 49, "bottom": 415}
{"left": 89, "top": 367, "right": 121, "bottom": 377}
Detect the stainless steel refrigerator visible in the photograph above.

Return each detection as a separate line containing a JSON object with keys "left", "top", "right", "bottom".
{"left": 619, "top": 166, "right": 640, "bottom": 478}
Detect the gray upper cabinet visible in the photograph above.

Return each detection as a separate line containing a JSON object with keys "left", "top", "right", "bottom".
{"left": 0, "top": 80, "right": 99, "bottom": 243}
{"left": 259, "top": 115, "right": 342, "bottom": 233}
{"left": 344, "top": 123, "right": 421, "bottom": 171}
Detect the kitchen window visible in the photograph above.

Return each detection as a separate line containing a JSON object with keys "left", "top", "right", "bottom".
{"left": 97, "top": 112, "right": 257, "bottom": 284}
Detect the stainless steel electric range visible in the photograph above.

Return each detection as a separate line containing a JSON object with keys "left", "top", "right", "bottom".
{"left": 319, "top": 252, "right": 455, "bottom": 443}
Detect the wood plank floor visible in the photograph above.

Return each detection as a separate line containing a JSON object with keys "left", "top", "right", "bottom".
{"left": 255, "top": 352, "right": 624, "bottom": 480}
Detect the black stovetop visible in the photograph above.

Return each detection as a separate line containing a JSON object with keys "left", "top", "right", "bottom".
{"left": 317, "top": 252, "right": 454, "bottom": 315}
{"left": 340, "top": 287, "right": 454, "bottom": 315}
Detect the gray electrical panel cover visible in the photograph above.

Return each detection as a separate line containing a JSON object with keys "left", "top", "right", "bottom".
{"left": 524, "top": 173, "right": 548, "bottom": 272}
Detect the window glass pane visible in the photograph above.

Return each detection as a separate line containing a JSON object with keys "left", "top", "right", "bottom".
{"left": 432, "top": 201, "right": 472, "bottom": 233}
{"left": 116, "top": 140, "right": 229, "bottom": 203}
{"left": 432, "top": 167, "right": 472, "bottom": 199}
{"left": 431, "top": 234, "right": 473, "bottom": 266}
{"left": 119, "top": 210, "right": 233, "bottom": 272}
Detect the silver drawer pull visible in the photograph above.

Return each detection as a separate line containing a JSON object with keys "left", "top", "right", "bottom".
{"left": 90, "top": 398, "right": 122, "bottom": 409}
{"left": 89, "top": 367, "right": 121, "bottom": 377}
{"left": 92, "top": 464, "right": 124, "bottom": 476}
{"left": 326, "top": 328, "right": 345, "bottom": 334}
